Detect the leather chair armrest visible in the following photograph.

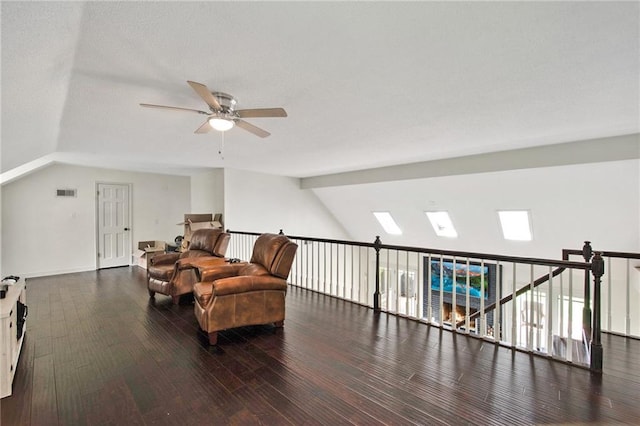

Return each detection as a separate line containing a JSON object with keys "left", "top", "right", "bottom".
{"left": 175, "top": 256, "right": 219, "bottom": 271}
{"left": 193, "top": 281, "right": 214, "bottom": 304}
{"left": 200, "top": 264, "right": 245, "bottom": 282}
{"left": 149, "top": 253, "right": 180, "bottom": 266}
{"left": 212, "top": 275, "right": 288, "bottom": 296}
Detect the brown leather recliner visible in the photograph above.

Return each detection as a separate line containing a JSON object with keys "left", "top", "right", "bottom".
{"left": 147, "top": 228, "right": 230, "bottom": 304}
{"left": 193, "top": 233, "right": 298, "bottom": 345}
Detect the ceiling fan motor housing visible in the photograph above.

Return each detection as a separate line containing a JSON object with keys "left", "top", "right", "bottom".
{"left": 212, "top": 92, "right": 237, "bottom": 113}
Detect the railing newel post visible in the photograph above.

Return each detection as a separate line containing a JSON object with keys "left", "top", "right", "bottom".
{"left": 582, "top": 241, "right": 593, "bottom": 340}
{"left": 374, "top": 236, "right": 382, "bottom": 313}
{"left": 590, "top": 251, "right": 604, "bottom": 373}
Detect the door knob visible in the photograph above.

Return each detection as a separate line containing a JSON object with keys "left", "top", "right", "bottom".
{"left": 124, "top": 227, "right": 130, "bottom": 231}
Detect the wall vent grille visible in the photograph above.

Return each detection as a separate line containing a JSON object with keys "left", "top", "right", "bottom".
{"left": 56, "top": 189, "right": 77, "bottom": 197}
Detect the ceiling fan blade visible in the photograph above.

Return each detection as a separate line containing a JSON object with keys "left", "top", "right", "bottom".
{"left": 187, "top": 81, "right": 221, "bottom": 111}
{"left": 140, "top": 103, "right": 208, "bottom": 114}
{"left": 236, "top": 108, "right": 287, "bottom": 118}
{"left": 194, "top": 119, "right": 212, "bottom": 134}
{"left": 235, "top": 119, "right": 270, "bottom": 138}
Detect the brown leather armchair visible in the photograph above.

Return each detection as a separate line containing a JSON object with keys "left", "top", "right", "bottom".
{"left": 147, "top": 228, "right": 230, "bottom": 304}
{"left": 193, "top": 233, "right": 298, "bottom": 345}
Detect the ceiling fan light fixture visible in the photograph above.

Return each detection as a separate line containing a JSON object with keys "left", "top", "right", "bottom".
{"left": 209, "top": 117, "right": 234, "bottom": 131}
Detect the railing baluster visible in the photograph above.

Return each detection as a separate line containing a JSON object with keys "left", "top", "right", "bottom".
{"left": 607, "top": 256, "right": 611, "bottom": 332}
{"left": 395, "top": 249, "right": 400, "bottom": 314}
{"left": 417, "top": 252, "right": 423, "bottom": 320}
{"left": 311, "top": 242, "right": 320, "bottom": 291}
{"left": 535, "top": 283, "right": 541, "bottom": 350}
{"left": 465, "top": 258, "right": 471, "bottom": 334}
{"left": 439, "top": 254, "right": 444, "bottom": 326}
{"left": 626, "top": 258, "right": 631, "bottom": 335}
{"left": 309, "top": 240, "right": 312, "bottom": 290}
{"left": 315, "top": 241, "right": 319, "bottom": 291}
{"left": 452, "top": 257, "right": 457, "bottom": 332}
{"left": 495, "top": 261, "right": 501, "bottom": 342}
{"left": 567, "top": 268, "right": 573, "bottom": 363}
{"left": 367, "top": 245, "right": 371, "bottom": 307}
{"left": 322, "top": 242, "right": 326, "bottom": 294}
{"left": 559, "top": 268, "right": 564, "bottom": 353}
{"left": 528, "top": 264, "right": 534, "bottom": 351}
{"left": 343, "top": 244, "right": 347, "bottom": 300}
{"left": 355, "top": 246, "right": 359, "bottom": 302}
{"left": 427, "top": 254, "right": 432, "bottom": 323}
{"left": 547, "top": 266, "right": 553, "bottom": 356}
{"left": 332, "top": 243, "right": 335, "bottom": 296}
{"left": 511, "top": 264, "right": 517, "bottom": 346}
{"left": 404, "top": 251, "right": 414, "bottom": 316}
{"left": 480, "top": 260, "right": 485, "bottom": 336}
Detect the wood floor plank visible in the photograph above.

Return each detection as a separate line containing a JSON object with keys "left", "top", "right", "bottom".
{"left": 30, "top": 354, "right": 58, "bottom": 426}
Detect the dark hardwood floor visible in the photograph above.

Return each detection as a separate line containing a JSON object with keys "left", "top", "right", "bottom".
{"left": 1, "top": 267, "right": 639, "bottom": 425}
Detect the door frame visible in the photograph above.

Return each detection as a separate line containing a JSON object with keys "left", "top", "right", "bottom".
{"left": 95, "top": 182, "right": 133, "bottom": 269}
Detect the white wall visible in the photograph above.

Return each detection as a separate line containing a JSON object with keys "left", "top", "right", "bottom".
{"left": 190, "top": 168, "right": 225, "bottom": 225}
{"left": 223, "top": 168, "right": 349, "bottom": 239}
{"left": 312, "top": 160, "right": 640, "bottom": 259}
{"left": 4, "top": 159, "right": 638, "bottom": 280}
{"left": 1, "top": 163, "right": 190, "bottom": 277}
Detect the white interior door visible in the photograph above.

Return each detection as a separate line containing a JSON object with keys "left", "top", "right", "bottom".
{"left": 97, "top": 183, "right": 131, "bottom": 268}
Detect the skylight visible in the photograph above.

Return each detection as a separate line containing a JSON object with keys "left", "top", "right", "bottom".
{"left": 372, "top": 212, "right": 402, "bottom": 235}
{"left": 498, "top": 210, "right": 532, "bottom": 241}
{"left": 425, "top": 211, "right": 458, "bottom": 238}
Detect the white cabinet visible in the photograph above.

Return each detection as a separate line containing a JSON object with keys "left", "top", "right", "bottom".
{"left": 0, "top": 278, "right": 27, "bottom": 398}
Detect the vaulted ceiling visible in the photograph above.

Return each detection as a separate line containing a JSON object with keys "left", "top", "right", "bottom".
{"left": 2, "top": 2, "right": 638, "bottom": 180}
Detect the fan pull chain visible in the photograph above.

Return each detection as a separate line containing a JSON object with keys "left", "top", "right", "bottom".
{"left": 218, "top": 132, "right": 225, "bottom": 160}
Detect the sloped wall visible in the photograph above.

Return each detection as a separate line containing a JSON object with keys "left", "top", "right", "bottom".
{"left": 311, "top": 160, "right": 640, "bottom": 259}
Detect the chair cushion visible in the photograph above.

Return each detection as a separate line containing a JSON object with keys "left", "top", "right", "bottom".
{"left": 189, "top": 229, "right": 222, "bottom": 252}
{"left": 212, "top": 275, "right": 288, "bottom": 296}
{"left": 250, "top": 234, "right": 287, "bottom": 269}
{"left": 249, "top": 234, "right": 298, "bottom": 278}
{"left": 238, "top": 263, "right": 270, "bottom": 277}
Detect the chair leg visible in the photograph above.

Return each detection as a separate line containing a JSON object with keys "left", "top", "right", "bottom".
{"left": 208, "top": 332, "right": 218, "bottom": 345}
{"left": 274, "top": 320, "right": 284, "bottom": 328}
{"left": 171, "top": 295, "right": 180, "bottom": 305}
{"left": 147, "top": 271, "right": 154, "bottom": 297}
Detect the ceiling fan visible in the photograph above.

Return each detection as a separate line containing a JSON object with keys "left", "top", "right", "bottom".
{"left": 140, "top": 80, "right": 287, "bottom": 138}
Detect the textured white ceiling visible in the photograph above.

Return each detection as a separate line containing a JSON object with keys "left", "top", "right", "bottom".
{"left": 2, "top": 1, "right": 639, "bottom": 178}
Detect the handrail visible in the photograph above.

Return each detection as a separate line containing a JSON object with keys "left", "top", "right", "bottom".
{"left": 227, "top": 229, "right": 377, "bottom": 249}
{"left": 564, "top": 248, "right": 640, "bottom": 260}
{"left": 228, "top": 230, "right": 591, "bottom": 269}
